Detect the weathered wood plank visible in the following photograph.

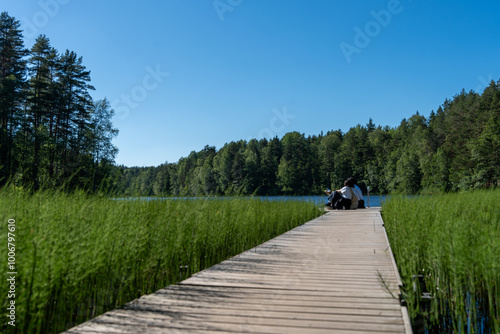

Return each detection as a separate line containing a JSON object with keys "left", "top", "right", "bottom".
{"left": 125, "top": 302, "right": 405, "bottom": 323}
{"left": 67, "top": 310, "right": 405, "bottom": 334}
{"left": 64, "top": 207, "right": 411, "bottom": 334}
{"left": 162, "top": 284, "right": 399, "bottom": 300}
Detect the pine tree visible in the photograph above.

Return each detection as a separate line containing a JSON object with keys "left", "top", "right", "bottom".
{"left": 469, "top": 80, "right": 500, "bottom": 187}
{"left": 25, "top": 35, "right": 58, "bottom": 189}
{"left": 56, "top": 49, "right": 95, "bottom": 183}
{"left": 260, "top": 137, "right": 281, "bottom": 195}
{"left": 0, "top": 12, "right": 28, "bottom": 184}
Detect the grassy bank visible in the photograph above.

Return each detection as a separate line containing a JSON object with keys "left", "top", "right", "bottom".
{"left": 0, "top": 190, "right": 322, "bottom": 333}
{"left": 382, "top": 190, "right": 499, "bottom": 333}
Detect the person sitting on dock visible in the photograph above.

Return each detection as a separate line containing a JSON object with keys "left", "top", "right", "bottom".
{"left": 325, "top": 179, "right": 358, "bottom": 210}
{"left": 348, "top": 177, "right": 365, "bottom": 209}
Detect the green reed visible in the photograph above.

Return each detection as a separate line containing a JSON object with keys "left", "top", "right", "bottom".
{"left": 0, "top": 190, "right": 322, "bottom": 333}
{"left": 382, "top": 190, "right": 499, "bottom": 333}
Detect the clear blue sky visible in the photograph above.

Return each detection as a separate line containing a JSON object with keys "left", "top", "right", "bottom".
{"left": 3, "top": 1, "right": 499, "bottom": 167}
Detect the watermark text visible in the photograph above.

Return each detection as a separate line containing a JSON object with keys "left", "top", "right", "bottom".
{"left": 6, "top": 219, "right": 16, "bottom": 327}
{"left": 213, "top": 0, "right": 244, "bottom": 21}
{"left": 339, "top": 0, "right": 406, "bottom": 63}
{"left": 22, "top": 0, "right": 72, "bottom": 39}
{"left": 112, "top": 64, "right": 169, "bottom": 120}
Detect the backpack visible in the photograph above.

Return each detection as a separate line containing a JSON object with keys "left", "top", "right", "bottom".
{"left": 349, "top": 187, "right": 358, "bottom": 210}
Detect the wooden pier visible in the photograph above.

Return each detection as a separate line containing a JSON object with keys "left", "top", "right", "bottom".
{"left": 65, "top": 207, "right": 412, "bottom": 333}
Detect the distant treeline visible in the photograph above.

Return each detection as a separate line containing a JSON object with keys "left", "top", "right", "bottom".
{"left": 2, "top": 10, "right": 499, "bottom": 196}
{"left": 0, "top": 12, "right": 118, "bottom": 191}
{"left": 117, "top": 80, "right": 500, "bottom": 196}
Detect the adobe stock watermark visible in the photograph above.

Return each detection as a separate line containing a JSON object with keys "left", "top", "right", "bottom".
{"left": 339, "top": 0, "right": 409, "bottom": 64}
{"left": 475, "top": 73, "right": 494, "bottom": 93}
{"left": 112, "top": 65, "right": 169, "bottom": 120}
{"left": 6, "top": 219, "right": 17, "bottom": 327}
{"left": 248, "top": 106, "right": 295, "bottom": 141}
{"left": 21, "top": 0, "right": 72, "bottom": 39}
{"left": 213, "top": 0, "right": 244, "bottom": 21}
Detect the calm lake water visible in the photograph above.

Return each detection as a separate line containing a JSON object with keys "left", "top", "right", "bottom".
{"left": 133, "top": 194, "right": 389, "bottom": 207}
{"left": 261, "top": 194, "right": 388, "bottom": 207}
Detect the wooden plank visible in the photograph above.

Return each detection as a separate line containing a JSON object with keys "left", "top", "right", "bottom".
{"left": 155, "top": 285, "right": 398, "bottom": 304}
{"left": 64, "top": 207, "right": 411, "bottom": 334}
{"left": 137, "top": 292, "right": 402, "bottom": 311}
{"left": 67, "top": 310, "right": 405, "bottom": 334}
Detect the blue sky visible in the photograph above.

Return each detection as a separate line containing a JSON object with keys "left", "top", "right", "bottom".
{"left": 3, "top": 1, "right": 499, "bottom": 167}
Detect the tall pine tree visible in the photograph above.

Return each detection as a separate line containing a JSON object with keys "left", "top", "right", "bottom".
{"left": 0, "top": 12, "right": 27, "bottom": 184}
{"left": 25, "top": 35, "right": 58, "bottom": 188}
{"left": 56, "top": 49, "right": 95, "bottom": 184}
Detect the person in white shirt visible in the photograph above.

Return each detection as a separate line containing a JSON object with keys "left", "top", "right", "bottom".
{"left": 326, "top": 179, "right": 358, "bottom": 210}
{"left": 348, "top": 177, "right": 365, "bottom": 208}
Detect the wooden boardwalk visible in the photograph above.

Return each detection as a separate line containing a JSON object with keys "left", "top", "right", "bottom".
{"left": 65, "top": 207, "right": 412, "bottom": 334}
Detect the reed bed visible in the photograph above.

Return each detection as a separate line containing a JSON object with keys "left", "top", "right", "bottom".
{"left": 382, "top": 190, "right": 500, "bottom": 333}
{"left": 0, "top": 190, "right": 322, "bottom": 333}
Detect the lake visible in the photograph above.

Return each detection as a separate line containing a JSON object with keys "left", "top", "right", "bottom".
{"left": 258, "top": 194, "right": 388, "bottom": 207}
{"left": 132, "top": 194, "right": 389, "bottom": 208}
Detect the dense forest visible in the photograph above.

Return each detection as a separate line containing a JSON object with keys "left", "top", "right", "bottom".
{"left": 0, "top": 12, "right": 118, "bottom": 191}
{"left": 2, "top": 12, "right": 499, "bottom": 196}
{"left": 118, "top": 79, "right": 500, "bottom": 196}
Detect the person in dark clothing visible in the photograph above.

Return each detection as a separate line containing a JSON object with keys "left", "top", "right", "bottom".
{"left": 325, "top": 179, "right": 358, "bottom": 210}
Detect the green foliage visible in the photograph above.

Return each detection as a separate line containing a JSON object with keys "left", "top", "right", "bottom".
{"left": 277, "top": 132, "right": 311, "bottom": 194}
{"left": 317, "top": 130, "right": 342, "bottom": 189}
{"left": 0, "top": 189, "right": 322, "bottom": 333}
{"left": 0, "top": 12, "right": 118, "bottom": 192}
{"left": 0, "top": 12, "right": 28, "bottom": 184}
{"left": 118, "top": 80, "right": 500, "bottom": 197}
{"left": 382, "top": 190, "right": 500, "bottom": 332}
{"left": 2, "top": 10, "right": 499, "bottom": 196}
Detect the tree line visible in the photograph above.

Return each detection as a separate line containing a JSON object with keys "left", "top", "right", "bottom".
{"left": 0, "top": 12, "right": 118, "bottom": 191}
{"left": 2, "top": 10, "right": 499, "bottom": 196}
{"left": 117, "top": 79, "right": 500, "bottom": 196}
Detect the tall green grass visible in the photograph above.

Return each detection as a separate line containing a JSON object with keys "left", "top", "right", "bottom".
{"left": 0, "top": 190, "right": 322, "bottom": 333}
{"left": 382, "top": 190, "right": 499, "bottom": 333}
